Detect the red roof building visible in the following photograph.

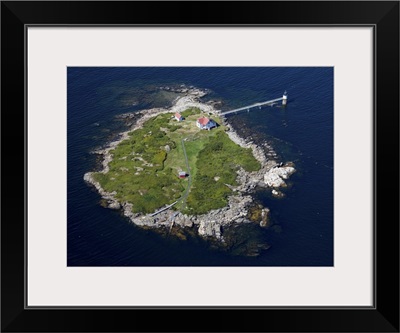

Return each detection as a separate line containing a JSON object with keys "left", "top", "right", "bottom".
{"left": 196, "top": 117, "right": 217, "bottom": 130}
{"left": 175, "top": 113, "right": 183, "bottom": 121}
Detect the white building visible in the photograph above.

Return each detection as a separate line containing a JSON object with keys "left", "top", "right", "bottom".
{"left": 175, "top": 113, "right": 183, "bottom": 121}
{"left": 196, "top": 117, "right": 216, "bottom": 130}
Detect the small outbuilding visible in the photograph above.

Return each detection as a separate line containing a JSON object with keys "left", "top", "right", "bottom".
{"left": 175, "top": 113, "right": 183, "bottom": 122}
{"left": 178, "top": 171, "right": 187, "bottom": 178}
{"left": 196, "top": 117, "right": 216, "bottom": 130}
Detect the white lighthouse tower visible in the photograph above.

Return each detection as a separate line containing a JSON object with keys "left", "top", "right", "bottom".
{"left": 282, "top": 91, "right": 288, "bottom": 106}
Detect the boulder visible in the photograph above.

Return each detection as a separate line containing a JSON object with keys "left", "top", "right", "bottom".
{"left": 259, "top": 208, "right": 271, "bottom": 228}
{"left": 264, "top": 165, "right": 296, "bottom": 188}
{"left": 274, "top": 166, "right": 296, "bottom": 179}
{"left": 198, "top": 221, "right": 222, "bottom": 239}
{"left": 184, "top": 219, "right": 194, "bottom": 228}
{"left": 272, "top": 189, "right": 285, "bottom": 198}
{"left": 264, "top": 171, "right": 286, "bottom": 187}
{"left": 108, "top": 201, "right": 121, "bottom": 210}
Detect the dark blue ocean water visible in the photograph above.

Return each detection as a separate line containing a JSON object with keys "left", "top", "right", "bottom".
{"left": 67, "top": 67, "right": 333, "bottom": 266}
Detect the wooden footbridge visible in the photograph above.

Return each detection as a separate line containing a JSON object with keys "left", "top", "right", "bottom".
{"left": 219, "top": 92, "right": 287, "bottom": 116}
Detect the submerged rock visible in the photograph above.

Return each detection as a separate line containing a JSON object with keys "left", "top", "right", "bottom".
{"left": 248, "top": 205, "right": 271, "bottom": 228}
{"left": 271, "top": 189, "right": 285, "bottom": 198}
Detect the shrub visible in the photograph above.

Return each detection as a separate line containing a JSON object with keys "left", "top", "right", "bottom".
{"left": 181, "top": 107, "right": 201, "bottom": 118}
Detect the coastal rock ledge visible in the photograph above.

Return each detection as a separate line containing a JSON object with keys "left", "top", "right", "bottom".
{"left": 264, "top": 165, "right": 296, "bottom": 188}
{"left": 84, "top": 87, "right": 296, "bottom": 242}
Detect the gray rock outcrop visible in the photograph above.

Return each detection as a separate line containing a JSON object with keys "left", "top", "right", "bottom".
{"left": 264, "top": 165, "right": 296, "bottom": 188}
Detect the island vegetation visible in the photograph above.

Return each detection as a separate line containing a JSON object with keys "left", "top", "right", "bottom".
{"left": 92, "top": 107, "right": 261, "bottom": 215}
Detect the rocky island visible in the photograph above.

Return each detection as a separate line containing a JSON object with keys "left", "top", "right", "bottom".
{"left": 84, "top": 87, "right": 295, "bottom": 245}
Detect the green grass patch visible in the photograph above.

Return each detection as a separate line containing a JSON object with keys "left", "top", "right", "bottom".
{"left": 184, "top": 131, "right": 260, "bottom": 214}
{"left": 181, "top": 107, "right": 201, "bottom": 118}
{"left": 92, "top": 113, "right": 184, "bottom": 214}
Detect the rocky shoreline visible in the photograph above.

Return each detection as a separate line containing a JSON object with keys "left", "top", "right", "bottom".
{"left": 84, "top": 87, "right": 296, "bottom": 242}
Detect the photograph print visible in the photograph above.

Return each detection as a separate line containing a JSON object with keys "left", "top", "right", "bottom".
{"left": 67, "top": 67, "right": 333, "bottom": 266}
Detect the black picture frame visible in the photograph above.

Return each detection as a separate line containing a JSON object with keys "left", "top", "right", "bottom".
{"left": 2, "top": 1, "right": 399, "bottom": 332}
